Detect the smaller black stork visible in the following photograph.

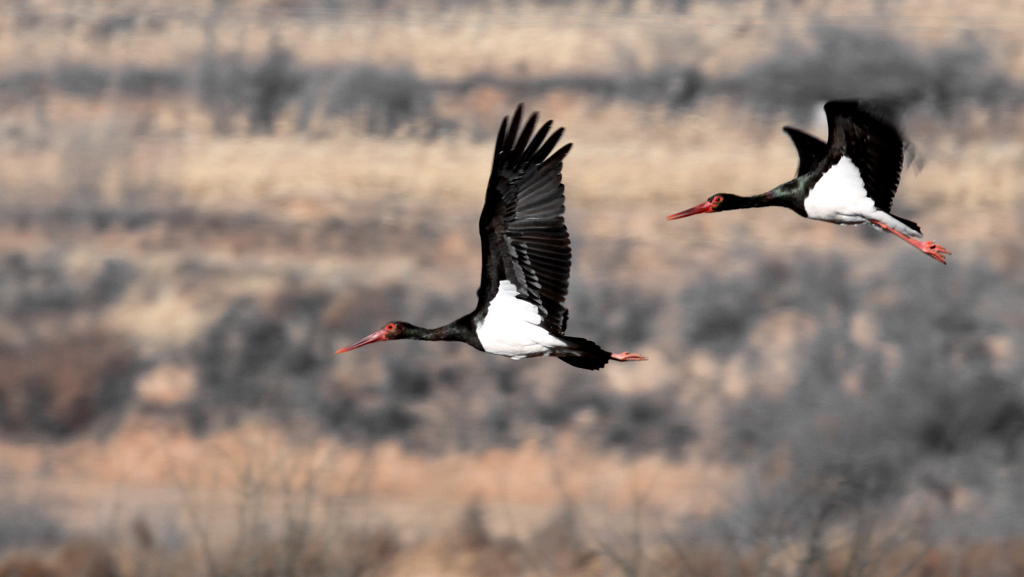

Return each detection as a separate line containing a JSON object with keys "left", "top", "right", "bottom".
{"left": 668, "top": 99, "right": 951, "bottom": 264}
{"left": 336, "top": 106, "right": 647, "bottom": 370}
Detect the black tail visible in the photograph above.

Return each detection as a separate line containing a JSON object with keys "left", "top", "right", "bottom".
{"left": 892, "top": 214, "right": 922, "bottom": 235}
{"left": 557, "top": 336, "right": 612, "bottom": 370}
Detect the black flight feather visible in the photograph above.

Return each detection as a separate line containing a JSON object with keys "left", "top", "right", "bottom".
{"left": 822, "top": 99, "right": 908, "bottom": 213}
{"left": 782, "top": 126, "right": 828, "bottom": 177}
{"left": 476, "top": 104, "right": 573, "bottom": 336}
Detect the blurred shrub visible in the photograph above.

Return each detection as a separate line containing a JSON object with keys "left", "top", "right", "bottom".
{"left": 119, "top": 67, "right": 185, "bottom": 98}
{"left": 681, "top": 258, "right": 850, "bottom": 356}
{"left": 569, "top": 281, "right": 662, "bottom": 348}
{"left": 29, "top": 23, "right": 1024, "bottom": 139}
{"left": 195, "top": 44, "right": 433, "bottom": 136}
{"left": 722, "top": 26, "right": 1021, "bottom": 114}
{"left": 0, "top": 252, "right": 140, "bottom": 438}
{"left": 51, "top": 539, "right": 119, "bottom": 577}
{"left": 0, "top": 253, "right": 137, "bottom": 318}
{"left": 187, "top": 279, "right": 698, "bottom": 455}
{"left": 715, "top": 251, "right": 1024, "bottom": 517}
{"left": 602, "top": 390, "right": 697, "bottom": 457}
{"left": 326, "top": 66, "right": 433, "bottom": 135}
{"left": 0, "top": 538, "right": 119, "bottom": 577}
{"left": 198, "top": 51, "right": 249, "bottom": 134}
{"left": 54, "top": 63, "right": 109, "bottom": 99}
{"left": 90, "top": 14, "right": 136, "bottom": 41}
{"left": 660, "top": 248, "right": 1024, "bottom": 575}
{"left": 194, "top": 293, "right": 333, "bottom": 409}
{"left": 445, "top": 66, "right": 704, "bottom": 113}
{"left": 0, "top": 332, "right": 138, "bottom": 437}
{"left": 248, "top": 45, "right": 304, "bottom": 134}
{"left": 0, "top": 501, "right": 63, "bottom": 552}
{"left": 0, "top": 554, "right": 55, "bottom": 577}
{"left": 190, "top": 288, "right": 424, "bottom": 442}
{"left": 680, "top": 263, "right": 781, "bottom": 356}
{"left": 0, "top": 71, "right": 46, "bottom": 108}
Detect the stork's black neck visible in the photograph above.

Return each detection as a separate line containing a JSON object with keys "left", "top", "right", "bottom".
{"left": 719, "top": 180, "right": 808, "bottom": 216}
{"left": 401, "top": 317, "right": 483, "bottom": 350}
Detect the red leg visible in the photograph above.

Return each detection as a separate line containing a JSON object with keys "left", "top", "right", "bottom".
{"left": 611, "top": 352, "right": 647, "bottom": 362}
{"left": 869, "top": 220, "right": 951, "bottom": 264}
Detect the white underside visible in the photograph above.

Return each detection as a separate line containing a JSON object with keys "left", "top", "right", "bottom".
{"left": 476, "top": 280, "right": 567, "bottom": 359}
{"left": 805, "top": 156, "right": 920, "bottom": 237}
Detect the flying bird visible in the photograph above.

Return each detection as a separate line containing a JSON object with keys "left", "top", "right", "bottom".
{"left": 336, "top": 106, "right": 647, "bottom": 370}
{"left": 667, "top": 100, "right": 950, "bottom": 264}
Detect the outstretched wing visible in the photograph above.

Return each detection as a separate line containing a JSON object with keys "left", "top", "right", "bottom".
{"left": 823, "top": 100, "right": 907, "bottom": 213}
{"left": 782, "top": 126, "right": 828, "bottom": 177}
{"left": 476, "top": 105, "right": 573, "bottom": 335}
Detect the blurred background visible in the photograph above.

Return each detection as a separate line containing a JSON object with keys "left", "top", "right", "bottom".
{"left": 0, "top": 0, "right": 1023, "bottom": 575}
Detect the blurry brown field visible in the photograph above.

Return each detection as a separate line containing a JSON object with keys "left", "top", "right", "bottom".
{"left": 1, "top": 0, "right": 1024, "bottom": 576}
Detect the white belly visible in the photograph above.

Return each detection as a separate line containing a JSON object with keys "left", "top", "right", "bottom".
{"left": 476, "top": 280, "right": 566, "bottom": 359}
{"left": 804, "top": 156, "right": 876, "bottom": 224}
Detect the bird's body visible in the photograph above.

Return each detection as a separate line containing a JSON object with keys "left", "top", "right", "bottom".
{"left": 475, "top": 280, "right": 568, "bottom": 359}
{"left": 336, "top": 106, "right": 646, "bottom": 370}
{"left": 668, "top": 100, "right": 950, "bottom": 264}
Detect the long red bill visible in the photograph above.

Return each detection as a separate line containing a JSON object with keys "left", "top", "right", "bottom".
{"left": 335, "top": 329, "right": 388, "bottom": 354}
{"left": 667, "top": 201, "right": 716, "bottom": 220}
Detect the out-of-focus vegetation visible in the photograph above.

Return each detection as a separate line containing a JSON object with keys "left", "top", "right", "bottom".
{"left": 3, "top": 19, "right": 1022, "bottom": 142}
{"left": 1, "top": 0, "right": 1023, "bottom": 576}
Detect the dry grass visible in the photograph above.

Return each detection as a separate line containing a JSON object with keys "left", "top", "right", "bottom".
{"left": 0, "top": 414, "right": 738, "bottom": 520}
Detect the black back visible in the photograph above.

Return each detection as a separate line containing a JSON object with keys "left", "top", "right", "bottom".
{"left": 475, "top": 105, "right": 573, "bottom": 335}
{"left": 821, "top": 100, "right": 907, "bottom": 213}
{"left": 782, "top": 126, "right": 828, "bottom": 177}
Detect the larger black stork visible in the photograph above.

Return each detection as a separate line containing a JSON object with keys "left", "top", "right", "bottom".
{"left": 336, "top": 106, "right": 647, "bottom": 370}
{"left": 668, "top": 100, "right": 950, "bottom": 264}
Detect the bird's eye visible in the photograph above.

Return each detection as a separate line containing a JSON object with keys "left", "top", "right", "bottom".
{"left": 385, "top": 323, "right": 396, "bottom": 331}
{"left": 711, "top": 195, "right": 724, "bottom": 205}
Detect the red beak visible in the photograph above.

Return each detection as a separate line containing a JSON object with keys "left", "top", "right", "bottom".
{"left": 667, "top": 201, "right": 716, "bottom": 220}
{"left": 335, "top": 329, "right": 388, "bottom": 354}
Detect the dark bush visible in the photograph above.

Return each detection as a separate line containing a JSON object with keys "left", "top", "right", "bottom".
{"left": 569, "top": 281, "right": 661, "bottom": 349}
{"left": 195, "top": 298, "right": 290, "bottom": 406}
{"left": 248, "top": 45, "right": 304, "bottom": 134}
{"left": 119, "top": 67, "right": 185, "bottom": 97}
{"left": 0, "top": 502, "right": 63, "bottom": 551}
{"left": 326, "top": 66, "right": 432, "bottom": 135}
{"left": 0, "top": 71, "right": 46, "bottom": 107}
{"left": 387, "top": 362, "right": 432, "bottom": 400}
{"left": 721, "top": 26, "right": 1022, "bottom": 114}
{"left": 602, "top": 392, "right": 697, "bottom": 456}
{"left": 198, "top": 51, "right": 248, "bottom": 133}
{"left": 681, "top": 260, "right": 788, "bottom": 355}
{"left": 54, "top": 63, "right": 109, "bottom": 98}
{"left": 718, "top": 251, "right": 1024, "bottom": 514}
{"left": 90, "top": 14, "right": 135, "bottom": 40}
{"left": 89, "top": 259, "right": 137, "bottom": 308}
{"left": 0, "top": 333, "right": 138, "bottom": 437}
{"left": 0, "top": 253, "right": 136, "bottom": 318}
{"left": 316, "top": 386, "right": 418, "bottom": 442}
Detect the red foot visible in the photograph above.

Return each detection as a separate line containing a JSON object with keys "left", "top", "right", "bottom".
{"left": 870, "top": 220, "right": 951, "bottom": 265}
{"left": 611, "top": 352, "right": 648, "bottom": 362}
{"left": 909, "top": 239, "right": 951, "bottom": 264}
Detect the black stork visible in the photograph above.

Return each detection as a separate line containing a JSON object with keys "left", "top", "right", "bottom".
{"left": 667, "top": 99, "right": 951, "bottom": 264}
{"left": 336, "top": 106, "right": 647, "bottom": 370}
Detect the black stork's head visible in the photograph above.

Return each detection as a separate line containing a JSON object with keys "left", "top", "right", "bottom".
{"left": 667, "top": 194, "right": 747, "bottom": 220}
{"left": 335, "top": 322, "right": 413, "bottom": 354}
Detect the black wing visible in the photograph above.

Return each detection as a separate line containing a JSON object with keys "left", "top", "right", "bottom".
{"left": 476, "top": 105, "right": 573, "bottom": 335}
{"left": 823, "top": 100, "right": 907, "bottom": 213}
{"left": 782, "top": 126, "right": 828, "bottom": 177}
